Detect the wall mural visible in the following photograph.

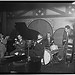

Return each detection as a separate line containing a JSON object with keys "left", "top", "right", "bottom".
{"left": 6, "top": 7, "right": 75, "bottom": 39}
{"left": 25, "top": 18, "right": 54, "bottom": 27}
{"left": 53, "top": 28, "right": 64, "bottom": 47}
{"left": 28, "top": 19, "right": 53, "bottom": 37}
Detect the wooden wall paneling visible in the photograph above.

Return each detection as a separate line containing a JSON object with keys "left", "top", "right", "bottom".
{"left": 2, "top": 11, "right": 7, "bottom": 36}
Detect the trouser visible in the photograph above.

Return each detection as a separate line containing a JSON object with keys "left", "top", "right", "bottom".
{"left": 9, "top": 62, "right": 26, "bottom": 73}
{"left": 0, "top": 63, "right": 10, "bottom": 73}
{"left": 28, "top": 57, "right": 41, "bottom": 73}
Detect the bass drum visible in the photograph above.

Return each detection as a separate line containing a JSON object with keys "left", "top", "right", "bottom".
{"left": 53, "top": 28, "right": 64, "bottom": 48}
{"left": 43, "top": 48, "right": 52, "bottom": 65}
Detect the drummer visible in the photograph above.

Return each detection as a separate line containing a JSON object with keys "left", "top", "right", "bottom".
{"left": 43, "top": 32, "right": 54, "bottom": 48}
{"left": 45, "top": 32, "right": 58, "bottom": 58}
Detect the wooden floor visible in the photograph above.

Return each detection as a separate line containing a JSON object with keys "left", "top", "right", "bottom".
{"left": 0, "top": 56, "right": 75, "bottom": 73}
{"left": 41, "top": 60, "right": 75, "bottom": 73}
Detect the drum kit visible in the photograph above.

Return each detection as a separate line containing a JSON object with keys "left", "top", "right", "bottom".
{"left": 43, "top": 44, "right": 59, "bottom": 65}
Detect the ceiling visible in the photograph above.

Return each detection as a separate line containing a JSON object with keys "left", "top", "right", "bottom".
{"left": 0, "top": 1, "right": 74, "bottom": 12}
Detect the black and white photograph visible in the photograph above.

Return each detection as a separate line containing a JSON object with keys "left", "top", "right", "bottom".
{"left": 0, "top": 1, "right": 75, "bottom": 74}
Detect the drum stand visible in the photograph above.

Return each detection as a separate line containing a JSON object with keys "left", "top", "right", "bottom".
{"left": 27, "top": 46, "right": 30, "bottom": 62}
{"left": 25, "top": 44, "right": 31, "bottom": 72}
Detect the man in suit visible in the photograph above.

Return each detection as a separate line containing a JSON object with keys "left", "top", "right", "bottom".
{"left": 63, "top": 25, "right": 73, "bottom": 45}
{"left": 63, "top": 25, "right": 74, "bottom": 63}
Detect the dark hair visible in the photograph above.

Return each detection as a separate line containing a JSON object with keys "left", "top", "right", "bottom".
{"left": 65, "top": 25, "right": 70, "bottom": 29}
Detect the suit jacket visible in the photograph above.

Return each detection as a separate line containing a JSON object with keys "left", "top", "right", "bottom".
{"left": 42, "top": 36, "right": 54, "bottom": 47}
{"left": 63, "top": 29, "right": 74, "bottom": 45}
{"left": 32, "top": 36, "right": 54, "bottom": 58}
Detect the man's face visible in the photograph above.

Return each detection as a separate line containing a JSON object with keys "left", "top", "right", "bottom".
{"left": 38, "top": 34, "right": 42, "bottom": 40}
{"left": 0, "top": 34, "right": 3, "bottom": 40}
{"left": 18, "top": 35, "right": 22, "bottom": 40}
{"left": 47, "top": 33, "right": 51, "bottom": 39}
{"left": 65, "top": 28, "right": 69, "bottom": 33}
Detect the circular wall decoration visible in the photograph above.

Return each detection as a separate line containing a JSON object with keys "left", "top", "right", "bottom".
{"left": 28, "top": 19, "right": 53, "bottom": 37}
{"left": 53, "top": 28, "right": 65, "bottom": 47}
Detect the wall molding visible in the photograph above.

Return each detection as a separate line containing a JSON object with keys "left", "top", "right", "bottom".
{"left": 25, "top": 18, "right": 55, "bottom": 33}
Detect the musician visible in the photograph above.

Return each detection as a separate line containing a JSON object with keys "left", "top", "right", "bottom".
{"left": 9, "top": 22, "right": 40, "bottom": 55}
{"left": 0, "top": 34, "right": 9, "bottom": 58}
{"left": 63, "top": 25, "right": 73, "bottom": 45}
{"left": 37, "top": 34, "right": 43, "bottom": 44}
{"left": 63, "top": 25, "right": 74, "bottom": 63}
{"left": 46, "top": 32, "right": 54, "bottom": 47}
{"left": 36, "top": 32, "right": 54, "bottom": 65}
{"left": 40, "top": 32, "right": 54, "bottom": 50}
{"left": 15, "top": 22, "right": 42, "bottom": 56}
{"left": 29, "top": 34, "right": 44, "bottom": 58}
{"left": 44, "top": 32, "right": 59, "bottom": 64}
{"left": 10, "top": 35, "right": 26, "bottom": 55}
{"left": 33, "top": 33, "right": 54, "bottom": 58}
{"left": 6, "top": 28, "right": 19, "bottom": 55}
{"left": 15, "top": 35, "right": 25, "bottom": 49}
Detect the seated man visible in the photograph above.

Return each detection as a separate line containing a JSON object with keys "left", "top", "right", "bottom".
{"left": 0, "top": 34, "right": 9, "bottom": 58}
{"left": 40, "top": 32, "right": 55, "bottom": 65}
{"left": 10, "top": 35, "right": 26, "bottom": 56}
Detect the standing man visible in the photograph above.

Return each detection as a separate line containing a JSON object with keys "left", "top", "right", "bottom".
{"left": 63, "top": 25, "right": 74, "bottom": 64}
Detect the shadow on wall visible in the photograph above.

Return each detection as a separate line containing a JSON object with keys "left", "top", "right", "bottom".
{"left": 53, "top": 28, "right": 65, "bottom": 47}
{"left": 28, "top": 19, "right": 53, "bottom": 37}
